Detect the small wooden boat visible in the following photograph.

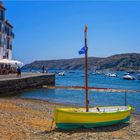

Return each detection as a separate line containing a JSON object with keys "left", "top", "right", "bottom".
{"left": 54, "top": 26, "right": 134, "bottom": 129}
{"left": 54, "top": 106, "right": 132, "bottom": 129}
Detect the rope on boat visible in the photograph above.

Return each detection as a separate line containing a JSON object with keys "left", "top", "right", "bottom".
{"left": 42, "top": 85, "right": 140, "bottom": 93}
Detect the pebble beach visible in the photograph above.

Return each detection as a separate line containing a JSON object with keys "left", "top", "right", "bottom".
{"left": 0, "top": 98, "right": 140, "bottom": 140}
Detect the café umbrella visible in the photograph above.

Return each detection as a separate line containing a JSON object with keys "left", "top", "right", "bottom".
{"left": 0, "top": 59, "right": 11, "bottom": 64}
{"left": 0, "top": 59, "right": 23, "bottom": 68}
{"left": 10, "top": 60, "right": 23, "bottom": 68}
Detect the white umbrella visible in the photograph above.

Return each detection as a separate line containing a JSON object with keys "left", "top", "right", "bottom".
{"left": 10, "top": 60, "right": 24, "bottom": 68}
{"left": 0, "top": 59, "right": 11, "bottom": 64}
{"left": 0, "top": 59, "right": 23, "bottom": 68}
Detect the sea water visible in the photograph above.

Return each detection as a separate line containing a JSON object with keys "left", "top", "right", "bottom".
{"left": 16, "top": 70, "right": 140, "bottom": 113}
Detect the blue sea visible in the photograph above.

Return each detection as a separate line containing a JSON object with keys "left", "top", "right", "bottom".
{"left": 16, "top": 70, "right": 140, "bottom": 113}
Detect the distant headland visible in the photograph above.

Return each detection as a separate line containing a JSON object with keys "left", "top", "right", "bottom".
{"left": 23, "top": 53, "right": 140, "bottom": 72}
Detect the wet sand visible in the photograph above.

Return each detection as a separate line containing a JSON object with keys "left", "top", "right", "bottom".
{"left": 0, "top": 98, "right": 140, "bottom": 140}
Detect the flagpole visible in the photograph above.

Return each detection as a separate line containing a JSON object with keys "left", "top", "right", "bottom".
{"left": 84, "top": 25, "right": 89, "bottom": 112}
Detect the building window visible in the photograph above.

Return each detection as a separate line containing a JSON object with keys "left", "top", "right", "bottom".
{"left": 0, "top": 34, "right": 2, "bottom": 46}
{"left": 6, "top": 52, "right": 8, "bottom": 59}
{"left": 4, "top": 26, "right": 7, "bottom": 34}
{"left": 0, "top": 22, "right": 1, "bottom": 32}
{"left": 0, "top": 10, "right": 4, "bottom": 21}
{"left": 7, "top": 39, "right": 10, "bottom": 49}
{"left": 10, "top": 44, "right": 12, "bottom": 50}
{"left": 8, "top": 28, "right": 10, "bottom": 36}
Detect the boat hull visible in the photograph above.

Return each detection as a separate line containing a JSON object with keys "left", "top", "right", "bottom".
{"left": 54, "top": 106, "right": 132, "bottom": 129}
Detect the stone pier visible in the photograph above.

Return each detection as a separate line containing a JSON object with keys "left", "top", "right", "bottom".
{"left": 0, "top": 73, "right": 55, "bottom": 96}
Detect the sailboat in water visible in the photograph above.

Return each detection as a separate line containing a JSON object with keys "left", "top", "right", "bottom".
{"left": 54, "top": 26, "right": 133, "bottom": 129}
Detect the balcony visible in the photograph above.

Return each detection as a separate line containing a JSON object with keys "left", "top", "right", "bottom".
{"left": 7, "top": 32, "right": 14, "bottom": 38}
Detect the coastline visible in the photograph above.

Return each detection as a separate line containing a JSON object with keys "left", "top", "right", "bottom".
{"left": 0, "top": 98, "right": 140, "bottom": 140}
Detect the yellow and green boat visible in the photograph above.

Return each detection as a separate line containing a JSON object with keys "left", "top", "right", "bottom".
{"left": 54, "top": 106, "right": 132, "bottom": 129}
{"left": 54, "top": 26, "right": 133, "bottom": 129}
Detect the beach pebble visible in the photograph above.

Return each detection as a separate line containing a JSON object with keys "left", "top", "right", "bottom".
{"left": 0, "top": 98, "right": 140, "bottom": 140}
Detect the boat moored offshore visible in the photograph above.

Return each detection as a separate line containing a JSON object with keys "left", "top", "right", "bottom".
{"left": 58, "top": 71, "right": 65, "bottom": 76}
{"left": 123, "top": 74, "right": 135, "bottom": 80}
{"left": 105, "top": 73, "right": 117, "bottom": 77}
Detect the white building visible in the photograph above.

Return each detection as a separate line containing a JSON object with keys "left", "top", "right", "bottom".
{"left": 0, "top": 1, "right": 14, "bottom": 60}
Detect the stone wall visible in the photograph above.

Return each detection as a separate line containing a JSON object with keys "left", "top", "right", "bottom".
{"left": 0, "top": 74, "right": 55, "bottom": 96}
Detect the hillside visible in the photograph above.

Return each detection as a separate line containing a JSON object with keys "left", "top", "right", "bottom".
{"left": 23, "top": 53, "right": 140, "bottom": 71}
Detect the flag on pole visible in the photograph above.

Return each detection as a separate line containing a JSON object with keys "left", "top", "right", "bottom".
{"left": 78, "top": 46, "right": 87, "bottom": 54}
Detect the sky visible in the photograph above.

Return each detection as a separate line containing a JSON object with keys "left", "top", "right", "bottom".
{"left": 3, "top": 0, "right": 140, "bottom": 63}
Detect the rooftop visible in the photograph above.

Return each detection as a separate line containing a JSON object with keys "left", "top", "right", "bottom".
{"left": 0, "top": 1, "right": 6, "bottom": 10}
{"left": 5, "top": 20, "right": 13, "bottom": 28}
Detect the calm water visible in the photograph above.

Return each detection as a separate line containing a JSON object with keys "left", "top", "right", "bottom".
{"left": 16, "top": 71, "right": 140, "bottom": 112}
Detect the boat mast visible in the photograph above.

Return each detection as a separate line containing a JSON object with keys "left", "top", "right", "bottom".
{"left": 84, "top": 25, "right": 89, "bottom": 112}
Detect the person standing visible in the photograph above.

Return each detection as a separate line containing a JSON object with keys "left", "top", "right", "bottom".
{"left": 42, "top": 65, "right": 45, "bottom": 73}
{"left": 17, "top": 66, "right": 21, "bottom": 77}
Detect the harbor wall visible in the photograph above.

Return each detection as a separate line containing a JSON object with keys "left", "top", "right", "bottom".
{"left": 0, "top": 73, "right": 55, "bottom": 96}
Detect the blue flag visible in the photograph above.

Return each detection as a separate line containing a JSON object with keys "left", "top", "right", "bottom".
{"left": 79, "top": 46, "right": 87, "bottom": 54}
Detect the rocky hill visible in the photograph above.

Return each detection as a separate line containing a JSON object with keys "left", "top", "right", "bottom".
{"left": 23, "top": 53, "right": 140, "bottom": 71}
